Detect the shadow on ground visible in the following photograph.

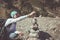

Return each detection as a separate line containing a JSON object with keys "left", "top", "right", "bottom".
{"left": 38, "top": 31, "right": 54, "bottom": 40}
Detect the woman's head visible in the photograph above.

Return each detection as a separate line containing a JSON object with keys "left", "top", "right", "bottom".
{"left": 10, "top": 11, "right": 20, "bottom": 18}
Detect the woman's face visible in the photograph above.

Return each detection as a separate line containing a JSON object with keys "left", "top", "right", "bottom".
{"left": 13, "top": 13, "right": 20, "bottom": 18}
{"left": 13, "top": 14, "right": 17, "bottom": 18}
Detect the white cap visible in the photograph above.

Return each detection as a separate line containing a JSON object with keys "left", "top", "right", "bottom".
{"left": 10, "top": 11, "right": 17, "bottom": 17}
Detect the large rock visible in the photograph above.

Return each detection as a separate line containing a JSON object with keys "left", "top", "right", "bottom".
{"left": 17, "top": 17, "right": 60, "bottom": 40}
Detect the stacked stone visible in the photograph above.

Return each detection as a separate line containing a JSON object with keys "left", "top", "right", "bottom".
{"left": 27, "top": 17, "right": 40, "bottom": 40}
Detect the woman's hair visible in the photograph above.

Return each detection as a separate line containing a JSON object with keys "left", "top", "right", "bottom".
{"left": 7, "top": 6, "right": 21, "bottom": 18}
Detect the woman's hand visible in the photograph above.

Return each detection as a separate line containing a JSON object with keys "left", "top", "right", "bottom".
{"left": 28, "top": 11, "right": 36, "bottom": 17}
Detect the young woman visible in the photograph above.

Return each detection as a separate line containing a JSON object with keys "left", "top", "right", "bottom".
{"left": 4, "top": 10, "right": 35, "bottom": 40}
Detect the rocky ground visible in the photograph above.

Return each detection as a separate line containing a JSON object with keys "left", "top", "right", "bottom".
{"left": 16, "top": 17, "right": 60, "bottom": 40}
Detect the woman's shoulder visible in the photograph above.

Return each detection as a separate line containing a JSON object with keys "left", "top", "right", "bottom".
{"left": 6, "top": 18, "right": 14, "bottom": 23}
{"left": 7, "top": 18, "right": 14, "bottom": 20}
{"left": 4, "top": 18, "right": 14, "bottom": 26}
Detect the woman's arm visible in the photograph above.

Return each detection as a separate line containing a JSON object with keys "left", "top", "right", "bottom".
{"left": 11, "top": 11, "right": 35, "bottom": 23}
{"left": 5, "top": 11, "right": 35, "bottom": 27}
